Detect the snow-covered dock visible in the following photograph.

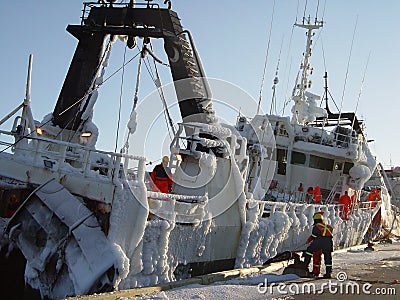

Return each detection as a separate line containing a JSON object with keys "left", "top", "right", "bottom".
{"left": 66, "top": 240, "right": 399, "bottom": 300}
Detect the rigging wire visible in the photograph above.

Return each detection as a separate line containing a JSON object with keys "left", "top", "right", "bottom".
{"left": 322, "top": 0, "right": 327, "bottom": 22}
{"left": 115, "top": 45, "right": 128, "bottom": 153}
{"left": 58, "top": 51, "right": 141, "bottom": 118}
{"left": 282, "top": 0, "right": 300, "bottom": 115}
{"left": 256, "top": 0, "right": 276, "bottom": 115}
{"left": 315, "top": 0, "right": 320, "bottom": 22}
{"left": 137, "top": 41, "right": 176, "bottom": 141}
{"left": 122, "top": 41, "right": 145, "bottom": 154}
{"left": 66, "top": 39, "right": 115, "bottom": 143}
{"left": 138, "top": 41, "right": 175, "bottom": 140}
{"left": 149, "top": 42, "right": 176, "bottom": 139}
{"left": 321, "top": 36, "right": 327, "bottom": 74}
{"left": 295, "top": 0, "right": 300, "bottom": 23}
{"left": 338, "top": 15, "right": 358, "bottom": 126}
{"left": 351, "top": 51, "right": 371, "bottom": 130}
{"left": 320, "top": 36, "right": 340, "bottom": 112}
{"left": 270, "top": 36, "right": 284, "bottom": 115}
{"left": 302, "top": 0, "right": 308, "bottom": 23}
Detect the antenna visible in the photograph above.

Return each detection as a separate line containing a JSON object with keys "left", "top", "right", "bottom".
{"left": 20, "top": 54, "right": 37, "bottom": 138}
{"left": 323, "top": 71, "right": 330, "bottom": 112}
{"left": 25, "top": 55, "right": 33, "bottom": 105}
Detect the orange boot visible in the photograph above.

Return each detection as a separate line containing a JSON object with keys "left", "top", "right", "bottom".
{"left": 311, "top": 250, "right": 322, "bottom": 277}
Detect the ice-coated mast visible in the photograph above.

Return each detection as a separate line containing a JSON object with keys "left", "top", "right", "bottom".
{"left": 290, "top": 17, "right": 323, "bottom": 125}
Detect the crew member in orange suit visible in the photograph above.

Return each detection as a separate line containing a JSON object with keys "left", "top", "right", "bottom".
{"left": 150, "top": 156, "right": 173, "bottom": 193}
{"left": 306, "top": 212, "right": 324, "bottom": 277}
{"left": 309, "top": 185, "right": 322, "bottom": 203}
{"left": 367, "top": 188, "right": 381, "bottom": 208}
{"left": 338, "top": 191, "right": 351, "bottom": 220}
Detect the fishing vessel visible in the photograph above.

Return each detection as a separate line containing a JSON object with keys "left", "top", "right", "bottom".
{"left": 0, "top": 1, "right": 398, "bottom": 299}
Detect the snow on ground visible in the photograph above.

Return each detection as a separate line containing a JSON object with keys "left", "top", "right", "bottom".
{"left": 125, "top": 240, "right": 400, "bottom": 300}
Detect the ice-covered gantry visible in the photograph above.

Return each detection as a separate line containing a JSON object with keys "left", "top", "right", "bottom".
{"left": 50, "top": 2, "right": 216, "bottom": 144}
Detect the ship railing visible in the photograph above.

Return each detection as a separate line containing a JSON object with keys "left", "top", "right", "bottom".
{"left": 354, "top": 200, "right": 381, "bottom": 211}
{"left": 147, "top": 191, "right": 207, "bottom": 203}
{"left": 264, "top": 190, "right": 331, "bottom": 204}
{"left": 258, "top": 199, "right": 345, "bottom": 215}
{"left": 0, "top": 129, "right": 14, "bottom": 147}
{"left": 275, "top": 125, "right": 359, "bottom": 149}
{"left": 0, "top": 133, "right": 146, "bottom": 183}
{"left": 259, "top": 199, "right": 373, "bottom": 220}
{"left": 258, "top": 197, "right": 380, "bottom": 221}
{"left": 147, "top": 191, "right": 208, "bottom": 223}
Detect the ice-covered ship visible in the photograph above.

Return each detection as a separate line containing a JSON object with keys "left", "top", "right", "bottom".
{"left": 0, "top": 1, "right": 398, "bottom": 299}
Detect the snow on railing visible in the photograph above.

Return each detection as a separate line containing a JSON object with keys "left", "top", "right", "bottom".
{"left": 275, "top": 122, "right": 360, "bottom": 149}
{"left": 147, "top": 191, "right": 208, "bottom": 223}
{"left": 0, "top": 132, "right": 146, "bottom": 183}
{"left": 257, "top": 197, "right": 378, "bottom": 220}
{"left": 264, "top": 190, "right": 326, "bottom": 204}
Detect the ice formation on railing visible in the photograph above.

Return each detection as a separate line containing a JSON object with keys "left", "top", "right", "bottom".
{"left": 235, "top": 199, "right": 374, "bottom": 268}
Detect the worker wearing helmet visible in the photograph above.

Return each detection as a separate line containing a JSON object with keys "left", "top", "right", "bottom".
{"left": 303, "top": 211, "right": 333, "bottom": 278}
{"left": 150, "top": 156, "right": 173, "bottom": 193}
{"left": 305, "top": 211, "right": 324, "bottom": 277}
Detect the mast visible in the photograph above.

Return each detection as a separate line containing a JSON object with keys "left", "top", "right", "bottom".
{"left": 21, "top": 54, "right": 37, "bottom": 137}
{"left": 291, "top": 17, "right": 323, "bottom": 125}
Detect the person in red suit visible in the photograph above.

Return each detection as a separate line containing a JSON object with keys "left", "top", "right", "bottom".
{"left": 338, "top": 191, "right": 351, "bottom": 220}
{"left": 150, "top": 156, "right": 173, "bottom": 193}
{"left": 309, "top": 185, "right": 322, "bottom": 203}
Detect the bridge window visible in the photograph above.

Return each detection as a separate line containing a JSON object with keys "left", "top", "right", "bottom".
{"left": 277, "top": 149, "right": 287, "bottom": 175}
{"left": 343, "top": 162, "right": 354, "bottom": 175}
{"left": 309, "top": 155, "right": 334, "bottom": 171}
{"left": 291, "top": 151, "right": 306, "bottom": 165}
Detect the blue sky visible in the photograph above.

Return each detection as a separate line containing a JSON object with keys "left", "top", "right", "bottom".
{"left": 0, "top": 0, "right": 399, "bottom": 167}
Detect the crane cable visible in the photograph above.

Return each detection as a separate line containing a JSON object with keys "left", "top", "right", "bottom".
{"left": 149, "top": 42, "right": 176, "bottom": 138}
{"left": 122, "top": 42, "right": 146, "bottom": 154}
{"left": 256, "top": 0, "right": 276, "bottom": 115}
{"left": 136, "top": 41, "right": 176, "bottom": 141}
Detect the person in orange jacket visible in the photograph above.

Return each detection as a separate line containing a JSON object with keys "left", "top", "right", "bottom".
{"left": 303, "top": 212, "right": 333, "bottom": 278}
{"left": 150, "top": 156, "right": 173, "bottom": 193}
{"left": 306, "top": 212, "right": 324, "bottom": 277}
{"left": 309, "top": 185, "right": 322, "bottom": 203}
{"left": 367, "top": 188, "right": 381, "bottom": 208}
{"left": 338, "top": 191, "right": 351, "bottom": 220}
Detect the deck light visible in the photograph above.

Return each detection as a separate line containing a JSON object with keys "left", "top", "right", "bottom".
{"left": 81, "top": 132, "right": 92, "bottom": 138}
{"left": 36, "top": 127, "right": 43, "bottom": 135}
